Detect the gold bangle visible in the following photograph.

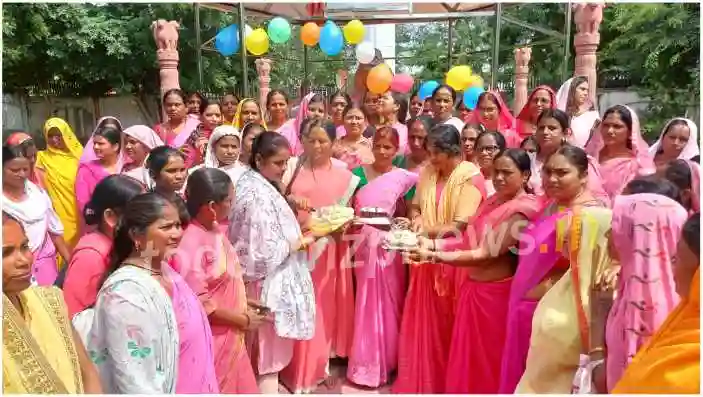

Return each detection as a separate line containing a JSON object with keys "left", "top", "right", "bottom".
{"left": 589, "top": 347, "right": 605, "bottom": 355}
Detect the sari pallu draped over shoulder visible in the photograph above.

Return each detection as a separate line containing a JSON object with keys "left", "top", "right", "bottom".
{"left": 393, "top": 161, "right": 485, "bottom": 394}
{"left": 515, "top": 207, "right": 615, "bottom": 393}
{"left": 232, "top": 98, "right": 268, "bottom": 131}
{"left": 605, "top": 193, "right": 688, "bottom": 391}
{"left": 278, "top": 93, "right": 314, "bottom": 156}
{"left": 35, "top": 118, "right": 83, "bottom": 247}
{"left": 347, "top": 168, "right": 419, "bottom": 388}
{"left": 468, "top": 90, "right": 521, "bottom": 148}
{"left": 122, "top": 125, "right": 164, "bottom": 188}
{"left": 585, "top": 105, "right": 655, "bottom": 200}
{"left": 649, "top": 117, "right": 700, "bottom": 161}
{"left": 444, "top": 193, "right": 542, "bottom": 394}
{"left": 612, "top": 269, "right": 700, "bottom": 394}
{"left": 3, "top": 287, "right": 84, "bottom": 394}
{"left": 556, "top": 77, "right": 601, "bottom": 148}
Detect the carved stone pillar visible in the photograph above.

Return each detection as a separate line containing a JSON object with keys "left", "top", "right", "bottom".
{"left": 152, "top": 19, "right": 181, "bottom": 121}
{"left": 337, "top": 69, "right": 349, "bottom": 92}
{"left": 513, "top": 47, "right": 532, "bottom": 114}
{"left": 573, "top": 2, "right": 604, "bottom": 103}
{"left": 256, "top": 58, "right": 272, "bottom": 109}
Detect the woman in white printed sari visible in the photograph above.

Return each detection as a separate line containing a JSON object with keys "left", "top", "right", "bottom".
{"left": 82, "top": 193, "right": 218, "bottom": 394}
{"left": 228, "top": 131, "right": 338, "bottom": 393}
{"left": 188, "top": 125, "right": 247, "bottom": 186}
{"left": 556, "top": 76, "right": 600, "bottom": 148}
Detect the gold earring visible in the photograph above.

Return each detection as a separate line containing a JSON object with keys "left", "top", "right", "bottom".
{"left": 135, "top": 241, "right": 141, "bottom": 251}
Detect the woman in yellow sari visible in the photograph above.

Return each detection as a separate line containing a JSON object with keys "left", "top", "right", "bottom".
{"left": 2, "top": 212, "right": 101, "bottom": 394}
{"left": 232, "top": 98, "right": 268, "bottom": 130}
{"left": 515, "top": 206, "right": 614, "bottom": 393}
{"left": 35, "top": 118, "right": 83, "bottom": 248}
{"left": 612, "top": 212, "right": 700, "bottom": 394}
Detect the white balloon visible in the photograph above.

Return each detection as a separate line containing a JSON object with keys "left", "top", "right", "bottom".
{"left": 240, "top": 24, "right": 253, "bottom": 40}
{"left": 355, "top": 42, "right": 376, "bottom": 64}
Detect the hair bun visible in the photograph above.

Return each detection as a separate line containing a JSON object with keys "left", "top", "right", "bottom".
{"left": 83, "top": 203, "right": 99, "bottom": 225}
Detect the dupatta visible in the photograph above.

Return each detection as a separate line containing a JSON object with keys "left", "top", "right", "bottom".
{"left": 556, "top": 77, "right": 600, "bottom": 148}
{"left": 80, "top": 116, "right": 127, "bottom": 168}
{"left": 612, "top": 269, "right": 700, "bottom": 394}
{"left": 417, "top": 161, "right": 484, "bottom": 228}
{"left": 515, "top": 85, "right": 557, "bottom": 140}
{"left": 605, "top": 193, "right": 688, "bottom": 390}
{"left": 232, "top": 98, "right": 268, "bottom": 131}
{"left": 3, "top": 287, "right": 83, "bottom": 394}
{"left": 649, "top": 117, "right": 700, "bottom": 160}
{"left": 584, "top": 105, "right": 655, "bottom": 199}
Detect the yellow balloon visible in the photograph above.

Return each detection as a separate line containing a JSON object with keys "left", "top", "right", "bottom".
{"left": 343, "top": 19, "right": 365, "bottom": 45}
{"left": 446, "top": 65, "right": 473, "bottom": 91}
{"left": 246, "top": 28, "right": 270, "bottom": 56}
{"left": 466, "top": 74, "right": 484, "bottom": 88}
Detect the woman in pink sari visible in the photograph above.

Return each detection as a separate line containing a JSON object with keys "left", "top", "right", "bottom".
{"left": 3, "top": 145, "right": 72, "bottom": 285}
{"left": 154, "top": 89, "right": 201, "bottom": 148}
{"left": 333, "top": 106, "right": 374, "bottom": 169}
{"left": 585, "top": 105, "right": 655, "bottom": 201}
{"left": 278, "top": 93, "right": 325, "bottom": 156}
{"left": 75, "top": 117, "right": 126, "bottom": 232}
{"left": 395, "top": 124, "right": 487, "bottom": 394}
{"left": 266, "top": 90, "right": 294, "bottom": 133}
{"left": 663, "top": 159, "right": 701, "bottom": 213}
{"left": 515, "top": 85, "right": 556, "bottom": 140}
{"left": 347, "top": 127, "right": 419, "bottom": 388}
{"left": 378, "top": 91, "right": 410, "bottom": 154}
{"left": 598, "top": 193, "right": 688, "bottom": 391}
{"left": 528, "top": 109, "right": 610, "bottom": 205}
{"left": 650, "top": 118, "right": 699, "bottom": 172}
{"left": 329, "top": 91, "right": 351, "bottom": 128}
{"left": 556, "top": 76, "right": 600, "bottom": 148}
{"left": 280, "top": 118, "right": 359, "bottom": 393}
{"left": 407, "top": 149, "right": 542, "bottom": 393}
{"left": 122, "top": 125, "right": 165, "bottom": 186}
{"left": 471, "top": 90, "right": 521, "bottom": 148}
{"left": 498, "top": 145, "right": 607, "bottom": 393}
{"left": 176, "top": 168, "right": 261, "bottom": 393}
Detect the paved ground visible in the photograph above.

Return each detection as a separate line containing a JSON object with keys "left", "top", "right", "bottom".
{"left": 277, "top": 361, "right": 393, "bottom": 394}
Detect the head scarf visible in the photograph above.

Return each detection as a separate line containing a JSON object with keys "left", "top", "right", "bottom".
{"left": 555, "top": 77, "right": 597, "bottom": 113}
{"left": 516, "top": 85, "right": 557, "bottom": 122}
{"left": 606, "top": 193, "right": 689, "bottom": 390}
{"left": 79, "top": 116, "right": 126, "bottom": 168}
{"left": 469, "top": 90, "right": 520, "bottom": 147}
{"left": 584, "top": 105, "right": 654, "bottom": 174}
{"left": 648, "top": 118, "right": 700, "bottom": 160}
{"left": 204, "top": 125, "right": 242, "bottom": 169}
{"left": 232, "top": 98, "right": 267, "bottom": 130}
{"left": 5, "top": 132, "right": 33, "bottom": 146}
{"left": 123, "top": 125, "right": 164, "bottom": 151}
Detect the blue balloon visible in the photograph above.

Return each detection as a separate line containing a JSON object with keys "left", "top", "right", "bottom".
{"left": 319, "top": 21, "right": 344, "bottom": 56}
{"left": 215, "top": 24, "right": 240, "bottom": 56}
{"left": 418, "top": 80, "right": 440, "bottom": 101}
{"left": 463, "top": 86, "right": 485, "bottom": 110}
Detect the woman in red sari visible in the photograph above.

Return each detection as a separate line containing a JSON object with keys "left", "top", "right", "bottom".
{"left": 471, "top": 91, "right": 521, "bottom": 148}
{"left": 407, "top": 148, "right": 542, "bottom": 393}
{"left": 515, "top": 85, "right": 556, "bottom": 140}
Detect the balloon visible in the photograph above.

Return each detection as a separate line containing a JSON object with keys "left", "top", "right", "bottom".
{"left": 355, "top": 42, "right": 376, "bottom": 64}
{"left": 245, "top": 25, "right": 253, "bottom": 38}
{"left": 319, "top": 21, "right": 344, "bottom": 56}
{"left": 446, "top": 65, "right": 473, "bottom": 91}
{"left": 390, "top": 73, "right": 414, "bottom": 93}
{"left": 301, "top": 22, "right": 320, "bottom": 47}
{"left": 245, "top": 28, "right": 270, "bottom": 56}
{"left": 343, "top": 19, "right": 365, "bottom": 44}
{"left": 418, "top": 80, "right": 440, "bottom": 101}
{"left": 366, "top": 64, "right": 393, "bottom": 94}
{"left": 466, "top": 74, "right": 484, "bottom": 88}
{"left": 463, "top": 86, "right": 485, "bottom": 110}
{"left": 267, "top": 17, "right": 291, "bottom": 44}
{"left": 214, "top": 24, "right": 240, "bottom": 56}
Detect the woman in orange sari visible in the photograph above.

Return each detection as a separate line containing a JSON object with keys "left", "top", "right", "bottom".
{"left": 407, "top": 148, "right": 541, "bottom": 393}
{"left": 612, "top": 213, "right": 700, "bottom": 394}
{"left": 176, "top": 168, "right": 262, "bottom": 393}
{"left": 280, "top": 118, "right": 359, "bottom": 393}
{"left": 394, "top": 124, "right": 486, "bottom": 394}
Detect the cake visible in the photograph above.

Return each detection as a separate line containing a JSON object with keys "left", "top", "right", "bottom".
{"left": 359, "top": 207, "right": 388, "bottom": 219}
{"left": 384, "top": 229, "right": 418, "bottom": 250}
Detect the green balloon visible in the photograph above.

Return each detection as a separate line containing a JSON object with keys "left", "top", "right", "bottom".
{"left": 268, "top": 17, "right": 291, "bottom": 44}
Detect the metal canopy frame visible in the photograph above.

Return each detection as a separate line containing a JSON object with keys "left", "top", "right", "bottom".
{"left": 194, "top": 2, "right": 572, "bottom": 97}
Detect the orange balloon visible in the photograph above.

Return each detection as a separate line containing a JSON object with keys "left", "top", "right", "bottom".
{"left": 301, "top": 22, "right": 320, "bottom": 47}
{"left": 366, "top": 64, "right": 393, "bottom": 94}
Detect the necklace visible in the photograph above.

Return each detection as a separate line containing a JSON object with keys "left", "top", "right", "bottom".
{"left": 124, "top": 262, "right": 162, "bottom": 276}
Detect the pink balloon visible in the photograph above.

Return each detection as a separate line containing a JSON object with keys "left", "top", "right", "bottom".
{"left": 390, "top": 73, "right": 414, "bottom": 93}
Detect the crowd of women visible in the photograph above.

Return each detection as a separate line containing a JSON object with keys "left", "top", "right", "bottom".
{"left": 2, "top": 74, "right": 700, "bottom": 394}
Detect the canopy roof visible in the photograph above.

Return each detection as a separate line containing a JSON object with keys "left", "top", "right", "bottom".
{"left": 202, "top": 2, "right": 499, "bottom": 24}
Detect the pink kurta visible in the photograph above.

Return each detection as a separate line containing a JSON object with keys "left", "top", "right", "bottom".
{"left": 279, "top": 162, "right": 357, "bottom": 393}
{"left": 63, "top": 231, "right": 112, "bottom": 317}
{"left": 174, "top": 222, "right": 259, "bottom": 393}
